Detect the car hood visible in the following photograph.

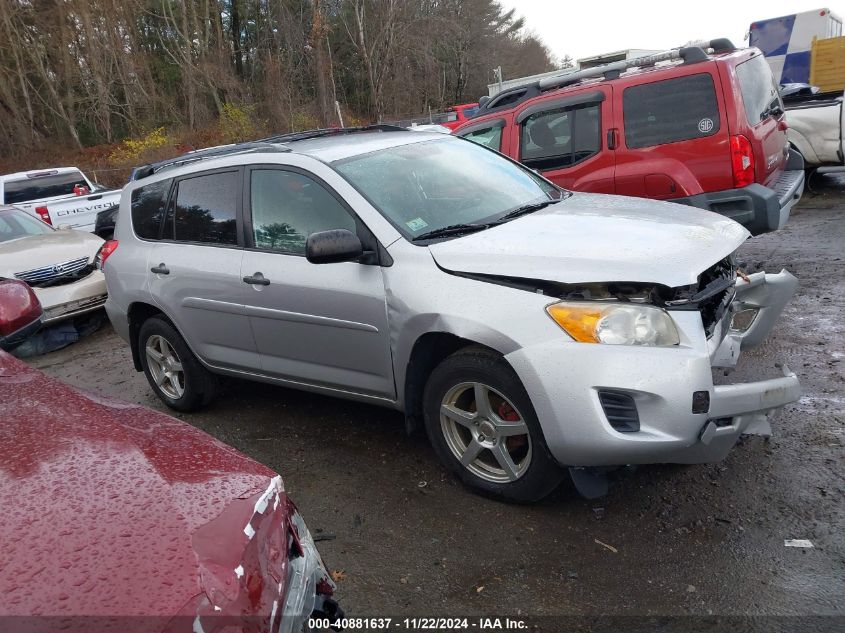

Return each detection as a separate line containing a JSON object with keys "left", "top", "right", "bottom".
{"left": 0, "top": 352, "right": 291, "bottom": 622}
{"left": 428, "top": 193, "right": 749, "bottom": 287}
{"left": 0, "top": 229, "right": 103, "bottom": 276}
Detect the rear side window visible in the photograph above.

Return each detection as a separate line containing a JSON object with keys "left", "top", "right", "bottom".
{"left": 520, "top": 104, "right": 600, "bottom": 170}
{"left": 736, "top": 55, "right": 781, "bottom": 126}
{"left": 131, "top": 178, "right": 172, "bottom": 240}
{"left": 623, "top": 74, "right": 720, "bottom": 149}
{"left": 169, "top": 171, "right": 239, "bottom": 245}
{"left": 461, "top": 125, "right": 503, "bottom": 150}
{"left": 3, "top": 171, "right": 89, "bottom": 205}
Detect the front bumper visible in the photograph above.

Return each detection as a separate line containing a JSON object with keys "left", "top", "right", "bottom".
{"left": 505, "top": 270, "right": 801, "bottom": 467}
{"left": 33, "top": 270, "right": 108, "bottom": 323}
{"left": 672, "top": 149, "right": 805, "bottom": 235}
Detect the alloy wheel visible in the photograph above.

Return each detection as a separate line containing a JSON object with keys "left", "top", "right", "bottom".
{"left": 439, "top": 381, "right": 532, "bottom": 483}
{"left": 145, "top": 334, "right": 185, "bottom": 400}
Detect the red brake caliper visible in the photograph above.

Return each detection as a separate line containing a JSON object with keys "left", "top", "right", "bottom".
{"left": 498, "top": 401, "right": 526, "bottom": 451}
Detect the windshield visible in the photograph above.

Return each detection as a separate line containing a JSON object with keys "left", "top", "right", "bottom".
{"left": 333, "top": 138, "right": 561, "bottom": 240}
{"left": 0, "top": 208, "right": 54, "bottom": 242}
{"left": 3, "top": 171, "right": 89, "bottom": 205}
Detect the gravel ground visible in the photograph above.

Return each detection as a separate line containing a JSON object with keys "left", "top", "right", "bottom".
{"left": 26, "top": 174, "right": 844, "bottom": 627}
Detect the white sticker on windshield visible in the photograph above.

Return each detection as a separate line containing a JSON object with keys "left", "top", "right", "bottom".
{"left": 406, "top": 217, "right": 428, "bottom": 232}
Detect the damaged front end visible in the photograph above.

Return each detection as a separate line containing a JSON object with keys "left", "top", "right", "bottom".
{"left": 452, "top": 254, "right": 794, "bottom": 357}
{"left": 479, "top": 253, "right": 801, "bottom": 469}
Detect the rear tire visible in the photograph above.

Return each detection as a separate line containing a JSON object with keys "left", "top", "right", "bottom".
{"left": 138, "top": 316, "right": 218, "bottom": 412}
{"left": 423, "top": 346, "right": 564, "bottom": 502}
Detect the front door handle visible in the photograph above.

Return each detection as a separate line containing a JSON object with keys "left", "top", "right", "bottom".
{"left": 243, "top": 272, "right": 270, "bottom": 286}
{"left": 150, "top": 263, "right": 170, "bottom": 275}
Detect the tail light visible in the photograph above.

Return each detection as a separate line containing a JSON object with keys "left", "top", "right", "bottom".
{"left": 730, "top": 134, "right": 755, "bottom": 188}
{"left": 35, "top": 206, "right": 52, "bottom": 225}
{"left": 95, "top": 240, "right": 118, "bottom": 269}
{"left": 0, "top": 279, "right": 43, "bottom": 339}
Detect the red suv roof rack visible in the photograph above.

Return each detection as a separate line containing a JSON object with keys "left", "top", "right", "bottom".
{"left": 476, "top": 39, "right": 736, "bottom": 116}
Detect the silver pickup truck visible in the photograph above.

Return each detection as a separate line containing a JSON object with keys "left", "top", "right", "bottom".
{"left": 785, "top": 90, "right": 845, "bottom": 168}
{"left": 0, "top": 167, "right": 121, "bottom": 232}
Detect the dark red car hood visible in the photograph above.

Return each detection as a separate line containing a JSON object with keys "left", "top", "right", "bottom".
{"left": 0, "top": 352, "right": 291, "bottom": 627}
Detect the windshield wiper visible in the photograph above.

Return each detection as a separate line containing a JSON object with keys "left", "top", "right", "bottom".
{"left": 411, "top": 223, "right": 490, "bottom": 241}
{"left": 494, "top": 199, "right": 558, "bottom": 223}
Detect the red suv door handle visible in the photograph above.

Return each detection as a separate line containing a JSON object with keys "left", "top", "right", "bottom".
{"left": 607, "top": 128, "right": 620, "bottom": 150}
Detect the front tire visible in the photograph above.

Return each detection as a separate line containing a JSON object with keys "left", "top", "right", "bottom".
{"left": 423, "top": 346, "right": 564, "bottom": 502}
{"left": 138, "top": 316, "right": 218, "bottom": 412}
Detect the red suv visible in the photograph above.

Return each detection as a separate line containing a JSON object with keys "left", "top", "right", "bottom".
{"left": 436, "top": 102, "right": 480, "bottom": 130}
{"left": 455, "top": 40, "right": 805, "bottom": 234}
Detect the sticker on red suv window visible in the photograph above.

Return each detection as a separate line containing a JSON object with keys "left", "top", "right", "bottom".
{"left": 698, "top": 118, "right": 714, "bottom": 133}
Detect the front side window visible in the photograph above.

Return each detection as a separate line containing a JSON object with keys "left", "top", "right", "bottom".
{"left": 461, "top": 125, "right": 503, "bottom": 150}
{"left": 131, "top": 178, "right": 172, "bottom": 240}
{"left": 333, "top": 137, "right": 560, "bottom": 240}
{"left": 3, "top": 171, "right": 89, "bottom": 205}
{"left": 737, "top": 55, "right": 782, "bottom": 126}
{"left": 520, "top": 104, "right": 600, "bottom": 171}
{"left": 170, "top": 171, "right": 239, "bottom": 245}
{"left": 623, "top": 73, "right": 720, "bottom": 149}
{"left": 0, "top": 208, "right": 54, "bottom": 242}
{"left": 249, "top": 170, "right": 356, "bottom": 255}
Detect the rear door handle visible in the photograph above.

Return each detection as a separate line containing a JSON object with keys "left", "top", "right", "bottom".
{"left": 150, "top": 263, "right": 170, "bottom": 275}
{"left": 243, "top": 272, "right": 270, "bottom": 286}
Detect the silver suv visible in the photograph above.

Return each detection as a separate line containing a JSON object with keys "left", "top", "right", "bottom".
{"left": 103, "top": 127, "right": 800, "bottom": 501}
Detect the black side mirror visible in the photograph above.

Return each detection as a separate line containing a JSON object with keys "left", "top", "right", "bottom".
{"left": 306, "top": 229, "right": 364, "bottom": 264}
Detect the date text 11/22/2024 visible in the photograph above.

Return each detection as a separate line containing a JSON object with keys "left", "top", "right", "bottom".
{"left": 308, "top": 617, "right": 528, "bottom": 630}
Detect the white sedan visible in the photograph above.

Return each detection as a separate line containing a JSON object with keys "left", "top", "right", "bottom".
{"left": 0, "top": 205, "right": 107, "bottom": 323}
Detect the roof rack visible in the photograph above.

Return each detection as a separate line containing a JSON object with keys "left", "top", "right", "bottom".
{"left": 538, "top": 39, "right": 736, "bottom": 92}
{"left": 131, "top": 124, "right": 407, "bottom": 181}
{"left": 131, "top": 141, "right": 289, "bottom": 181}
{"left": 256, "top": 123, "right": 407, "bottom": 144}
{"left": 476, "top": 38, "right": 736, "bottom": 115}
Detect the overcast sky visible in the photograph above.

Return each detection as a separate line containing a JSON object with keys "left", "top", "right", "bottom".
{"left": 499, "top": 1, "right": 843, "bottom": 67}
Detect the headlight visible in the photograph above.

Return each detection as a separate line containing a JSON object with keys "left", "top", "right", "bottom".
{"left": 546, "top": 301, "right": 680, "bottom": 346}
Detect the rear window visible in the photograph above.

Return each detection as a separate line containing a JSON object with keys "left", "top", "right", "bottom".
{"left": 131, "top": 179, "right": 172, "bottom": 240}
{"left": 623, "top": 73, "right": 720, "bottom": 149}
{"left": 736, "top": 55, "right": 781, "bottom": 126}
{"left": 3, "top": 171, "right": 89, "bottom": 205}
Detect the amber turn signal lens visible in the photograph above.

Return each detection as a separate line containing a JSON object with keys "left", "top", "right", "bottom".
{"left": 545, "top": 304, "right": 603, "bottom": 343}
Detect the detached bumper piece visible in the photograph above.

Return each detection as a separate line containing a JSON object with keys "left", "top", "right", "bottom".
{"left": 42, "top": 293, "right": 107, "bottom": 324}
{"left": 682, "top": 365, "right": 801, "bottom": 463}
